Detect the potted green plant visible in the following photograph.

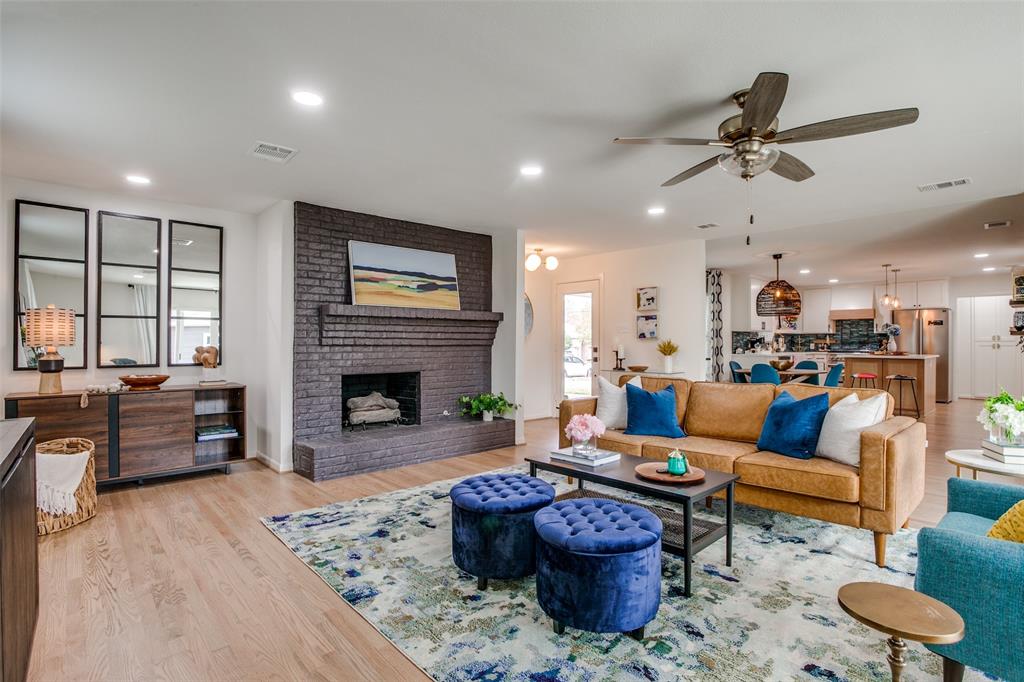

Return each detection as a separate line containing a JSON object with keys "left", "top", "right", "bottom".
{"left": 657, "top": 339, "right": 679, "bottom": 373}
{"left": 458, "top": 392, "right": 517, "bottom": 422}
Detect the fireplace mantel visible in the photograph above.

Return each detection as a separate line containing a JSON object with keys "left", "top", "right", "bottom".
{"left": 319, "top": 304, "right": 503, "bottom": 323}
{"left": 318, "top": 304, "right": 504, "bottom": 348}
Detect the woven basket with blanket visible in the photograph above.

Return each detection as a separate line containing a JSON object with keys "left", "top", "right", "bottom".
{"left": 36, "top": 437, "right": 97, "bottom": 536}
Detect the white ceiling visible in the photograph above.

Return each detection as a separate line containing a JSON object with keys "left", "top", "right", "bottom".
{"left": 3, "top": 2, "right": 1023, "bottom": 260}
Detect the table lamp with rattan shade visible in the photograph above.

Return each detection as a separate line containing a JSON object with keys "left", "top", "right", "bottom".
{"left": 24, "top": 304, "right": 76, "bottom": 394}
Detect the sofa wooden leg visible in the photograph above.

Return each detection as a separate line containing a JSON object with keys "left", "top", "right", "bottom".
{"left": 901, "top": 519, "right": 910, "bottom": 529}
{"left": 873, "top": 532, "right": 887, "bottom": 567}
{"left": 942, "top": 656, "right": 965, "bottom": 682}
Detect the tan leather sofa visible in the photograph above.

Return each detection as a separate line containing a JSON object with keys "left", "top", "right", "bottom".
{"left": 558, "top": 377, "right": 926, "bottom": 567}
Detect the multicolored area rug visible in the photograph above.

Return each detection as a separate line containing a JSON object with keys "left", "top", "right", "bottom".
{"left": 262, "top": 467, "right": 985, "bottom": 681}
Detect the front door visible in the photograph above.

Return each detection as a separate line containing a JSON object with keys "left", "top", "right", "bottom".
{"left": 556, "top": 280, "right": 600, "bottom": 401}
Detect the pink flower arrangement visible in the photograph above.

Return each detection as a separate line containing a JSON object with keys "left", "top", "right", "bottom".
{"left": 564, "top": 414, "right": 606, "bottom": 443}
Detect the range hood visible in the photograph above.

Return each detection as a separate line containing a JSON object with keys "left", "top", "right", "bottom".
{"left": 828, "top": 308, "right": 874, "bottom": 321}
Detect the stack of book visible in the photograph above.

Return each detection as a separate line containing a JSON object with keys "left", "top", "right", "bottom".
{"left": 981, "top": 440, "right": 1024, "bottom": 465}
{"left": 549, "top": 447, "right": 620, "bottom": 467}
{"left": 196, "top": 424, "right": 239, "bottom": 442}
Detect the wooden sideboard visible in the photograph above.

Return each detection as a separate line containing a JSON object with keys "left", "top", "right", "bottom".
{"left": 4, "top": 383, "right": 246, "bottom": 485}
{"left": 0, "top": 418, "right": 37, "bottom": 682}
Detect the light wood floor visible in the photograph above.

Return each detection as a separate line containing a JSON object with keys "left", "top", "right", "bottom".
{"left": 28, "top": 399, "right": 1003, "bottom": 681}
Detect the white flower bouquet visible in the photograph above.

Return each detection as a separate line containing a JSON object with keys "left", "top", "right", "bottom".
{"left": 977, "top": 390, "right": 1024, "bottom": 445}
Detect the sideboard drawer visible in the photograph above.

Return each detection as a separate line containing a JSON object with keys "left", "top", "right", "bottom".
{"left": 118, "top": 392, "right": 194, "bottom": 477}
{"left": 13, "top": 395, "right": 111, "bottom": 480}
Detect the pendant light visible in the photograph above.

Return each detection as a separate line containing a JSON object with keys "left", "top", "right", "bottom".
{"left": 879, "top": 264, "right": 892, "bottom": 307}
{"left": 756, "top": 253, "right": 802, "bottom": 318}
{"left": 891, "top": 268, "right": 902, "bottom": 309}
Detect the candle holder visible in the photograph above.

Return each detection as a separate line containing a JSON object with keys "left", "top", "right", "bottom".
{"left": 613, "top": 351, "right": 625, "bottom": 371}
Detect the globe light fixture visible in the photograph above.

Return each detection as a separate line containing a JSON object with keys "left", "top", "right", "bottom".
{"left": 525, "top": 249, "right": 543, "bottom": 272}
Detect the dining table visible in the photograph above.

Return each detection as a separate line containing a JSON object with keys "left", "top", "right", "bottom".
{"left": 734, "top": 367, "right": 830, "bottom": 384}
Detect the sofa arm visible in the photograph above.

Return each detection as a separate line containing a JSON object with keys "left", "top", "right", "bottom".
{"left": 558, "top": 398, "right": 598, "bottom": 449}
{"left": 859, "top": 417, "right": 924, "bottom": 515}
{"left": 915, "top": 527, "right": 1024, "bottom": 678}
{"left": 947, "top": 477, "right": 1024, "bottom": 519}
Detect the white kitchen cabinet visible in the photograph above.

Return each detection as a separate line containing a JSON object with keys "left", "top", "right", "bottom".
{"left": 963, "top": 295, "right": 1022, "bottom": 397}
{"left": 893, "top": 282, "right": 917, "bottom": 309}
{"left": 749, "top": 277, "right": 775, "bottom": 332}
{"left": 829, "top": 285, "right": 874, "bottom": 310}
{"left": 800, "top": 289, "right": 831, "bottom": 333}
{"left": 914, "top": 280, "right": 949, "bottom": 308}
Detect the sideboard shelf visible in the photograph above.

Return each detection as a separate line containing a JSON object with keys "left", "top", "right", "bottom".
{"left": 4, "top": 383, "right": 247, "bottom": 485}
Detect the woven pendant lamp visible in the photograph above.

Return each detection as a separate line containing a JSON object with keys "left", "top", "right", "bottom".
{"left": 24, "top": 304, "right": 76, "bottom": 394}
{"left": 756, "top": 254, "right": 802, "bottom": 319}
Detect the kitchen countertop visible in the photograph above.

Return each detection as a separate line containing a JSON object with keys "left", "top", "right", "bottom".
{"left": 835, "top": 353, "right": 940, "bottom": 359}
{"left": 0, "top": 418, "right": 34, "bottom": 472}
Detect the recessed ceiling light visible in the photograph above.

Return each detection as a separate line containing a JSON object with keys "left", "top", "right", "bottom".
{"left": 125, "top": 174, "right": 150, "bottom": 185}
{"left": 974, "top": 253, "right": 989, "bottom": 259}
{"left": 983, "top": 266, "right": 996, "bottom": 272}
{"left": 291, "top": 90, "right": 323, "bottom": 106}
{"left": 799, "top": 269, "right": 811, "bottom": 274}
{"left": 520, "top": 164, "right": 543, "bottom": 177}
{"left": 828, "top": 279, "right": 839, "bottom": 284}
{"left": 132, "top": 273, "right": 145, "bottom": 279}
{"left": 647, "top": 206, "right": 665, "bottom": 216}
{"left": 152, "top": 249, "right": 159, "bottom": 254}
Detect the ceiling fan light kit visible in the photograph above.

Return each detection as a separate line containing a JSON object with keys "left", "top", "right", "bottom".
{"left": 614, "top": 71, "right": 918, "bottom": 191}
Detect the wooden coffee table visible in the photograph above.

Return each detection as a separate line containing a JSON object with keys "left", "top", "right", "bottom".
{"left": 527, "top": 451, "right": 738, "bottom": 597}
{"left": 837, "top": 582, "right": 964, "bottom": 682}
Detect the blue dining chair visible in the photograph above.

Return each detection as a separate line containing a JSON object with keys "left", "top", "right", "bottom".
{"left": 729, "top": 360, "right": 748, "bottom": 384}
{"left": 823, "top": 363, "right": 844, "bottom": 387}
{"left": 794, "top": 360, "right": 820, "bottom": 386}
{"left": 750, "top": 363, "right": 781, "bottom": 385}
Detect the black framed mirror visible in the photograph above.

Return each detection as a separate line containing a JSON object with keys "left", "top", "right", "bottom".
{"left": 97, "top": 211, "right": 161, "bottom": 368}
{"left": 13, "top": 200, "right": 89, "bottom": 370}
{"left": 167, "top": 220, "right": 222, "bottom": 366}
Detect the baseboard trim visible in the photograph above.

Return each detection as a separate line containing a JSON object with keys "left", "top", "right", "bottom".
{"left": 255, "top": 451, "right": 293, "bottom": 473}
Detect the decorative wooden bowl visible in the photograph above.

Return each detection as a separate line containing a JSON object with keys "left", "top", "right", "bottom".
{"left": 118, "top": 374, "right": 170, "bottom": 391}
{"left": 770, "top": 360, "right": 794, "bottom": 371}
{"left": 627, "top": 365, "right": 649, "bottom": 372}
{"left": 634, "top": 462, "right": 706, "bottom": 484}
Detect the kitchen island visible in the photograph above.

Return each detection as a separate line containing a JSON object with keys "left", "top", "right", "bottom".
{"left": 837, "top": 354, "right": 939, "bottom": 418}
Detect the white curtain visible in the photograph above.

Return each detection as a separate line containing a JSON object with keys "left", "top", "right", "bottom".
{"left": 17, "top": 261, "right": 38, "bottom": 366}
{"left": 133, "top": 284, "right": 156, "bottom": 365}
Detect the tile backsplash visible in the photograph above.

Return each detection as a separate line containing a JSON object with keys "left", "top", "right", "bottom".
{"left": 731, "top": 321, "right": 887, "bottom": 353}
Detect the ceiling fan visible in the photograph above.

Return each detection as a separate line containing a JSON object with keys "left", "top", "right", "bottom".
{"left": 614, "top": 72, "right": 919, "bottom": 186}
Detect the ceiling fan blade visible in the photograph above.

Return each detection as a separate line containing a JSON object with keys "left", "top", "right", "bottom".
{"left": 775, "top": 108, "right": 919, "bottom": 144}
{"left": 742, "top": 72, "right": 789, "bottom": 136}
{"left": 661, "top": 156, "right": 720, "bottom": 186}
{"left": 613, "top": 137, "right": 723, "bottom": 146}
{"left": 770, "top": 151, "right": 814, "bottom": 182}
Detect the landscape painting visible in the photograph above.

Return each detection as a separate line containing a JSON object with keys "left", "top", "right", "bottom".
{"left": 348, "top": 241, "right": 461, "bottom": 310}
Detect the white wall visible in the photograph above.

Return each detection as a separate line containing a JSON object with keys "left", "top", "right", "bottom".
{"left": 522, "top": 239, "right": 707, "bottom": 419}
{"left": 1, "top": 176, "right": 262, "bottom": 459}
{"left": 489, "top": 228, "right": 526, "bottom": 444}
{"left": 254, "top": 200, "right": 294, "bottom": 471}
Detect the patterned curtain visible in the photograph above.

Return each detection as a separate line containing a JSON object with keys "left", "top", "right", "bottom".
{"left": 705, "top": 269, "right": 725, "bottom": 381}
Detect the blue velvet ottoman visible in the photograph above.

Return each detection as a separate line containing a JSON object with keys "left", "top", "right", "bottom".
{"left": 534, "top": 498, "right": 662, "bottom": 639}
{"left": 449, "top": 472, "right": 555, "bottom": 590}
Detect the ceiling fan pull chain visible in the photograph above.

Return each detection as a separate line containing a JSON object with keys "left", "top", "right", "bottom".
{"left": 747, "top": 178, "right": 754, "bottom": 225}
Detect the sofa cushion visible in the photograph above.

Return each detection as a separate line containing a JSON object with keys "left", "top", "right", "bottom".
{"left": 624, "top": 384, "right": 685, "bottom": 438}
{"left": 779, "top": 384, "right": 895, "bottom": 420}
{"left": 683, "top": 382, "right": 776, "bottom": 443}
{"left": 735, "top": 451, "right": 860, "bottom": 502}
{"left": 756, "top": 391, "right": 830, "bottom": 460}
{"left": 642, "top": 436, "right": 758, "bottom": 474}
{"left": 597, "top": 430, "right": 652, "bottom": 456}
{"left": 640, "top": 377, "right": 691, "bottom": 427}
{"left": 937, "top": 511, "right": 996, "bottom": 537}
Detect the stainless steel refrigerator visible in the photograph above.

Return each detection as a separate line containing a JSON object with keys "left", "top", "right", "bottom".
{"left": 892, "top": 308, "right": 952, "bottom": 402}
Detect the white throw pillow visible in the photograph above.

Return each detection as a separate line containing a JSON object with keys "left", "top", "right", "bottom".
{"left": 595, "top": 376, "right": 643, "bottom": 430}
{"left": 815, "top": 393, "right": 888, "bottom": 467}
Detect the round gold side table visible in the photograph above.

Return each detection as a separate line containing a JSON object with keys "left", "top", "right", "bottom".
{"left": 837, "top": 582, "right": 964, "bottom": 682}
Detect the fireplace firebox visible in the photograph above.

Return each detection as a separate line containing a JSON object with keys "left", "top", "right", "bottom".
{"left": 341, "top": 371, "right": 420, "bottom": 428}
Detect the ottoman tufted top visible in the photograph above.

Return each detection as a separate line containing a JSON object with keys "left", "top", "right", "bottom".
{"left": 449, "top": 473, "right": 555, "bottom": 514}
{"left": 534, "top": 498, "right": 663, "bottom": 554}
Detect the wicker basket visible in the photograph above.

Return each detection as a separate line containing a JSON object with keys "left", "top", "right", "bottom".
{"left": 36, "top": 438, "right": 97, "bottom": 536}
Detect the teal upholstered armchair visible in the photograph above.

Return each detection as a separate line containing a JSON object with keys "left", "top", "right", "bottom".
{"left": 915, "top": 478, "right": 1024, "bottom": 681}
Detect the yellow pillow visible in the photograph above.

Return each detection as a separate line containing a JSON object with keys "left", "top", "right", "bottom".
{"left": 987, "top": 500, "right": 1024, "bottom": 543}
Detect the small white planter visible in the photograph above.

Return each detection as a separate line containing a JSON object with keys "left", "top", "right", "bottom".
{"left": 887, "top": 338, "right": 898, "bottom": 353}
{"left": 662, "top": 356, "right": 674, "bottom": 373}
{"left": 482, "top": 410, "right": 494, "bottom": 422}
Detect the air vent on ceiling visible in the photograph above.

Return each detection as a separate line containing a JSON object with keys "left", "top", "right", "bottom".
{"left": 250, "top": 141, "right": 297, "bottom": 163}
{"left": 696, "top": 223, "right": 718, "bottom": 230}
{"left": 170, "top": 238, "right": 194, "bottom": 247}
{"left": 984, "top": 220, "right": 1013, "bottom": 230}
{"left": 917, "top": 177, "right": 971, "bottom": 192}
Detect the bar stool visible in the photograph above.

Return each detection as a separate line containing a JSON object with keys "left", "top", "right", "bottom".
{"left": 852, "top": 372, "right": 877, "bottom": 388}
{"left": 885, "top": 374, "right": 920, "bottom": 418}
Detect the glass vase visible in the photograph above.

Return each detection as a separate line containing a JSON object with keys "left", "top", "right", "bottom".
{"left": 572, "top": 436, "right": 597, "bottom": 457}
{"left": 988, "top": 425, "right": 1024, "bottom": 447}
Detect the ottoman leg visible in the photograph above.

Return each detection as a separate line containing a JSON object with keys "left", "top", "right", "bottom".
{"left": 626, "top": 626, "right": 645, "bottom": 641}
{"left": 477, "top": 577, "right": 488, "bottom": 591}
{"left": 552, "top": 620, "right": 565, "bottom": 635}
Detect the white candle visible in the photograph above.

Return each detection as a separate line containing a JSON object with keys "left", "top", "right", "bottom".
{"left": 617, "top": 344, "right": 625, "bottom": 356}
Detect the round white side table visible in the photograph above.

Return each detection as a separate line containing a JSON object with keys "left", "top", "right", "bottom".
{"left": 945, "top": 448, "right": 1024, "bottom": 481}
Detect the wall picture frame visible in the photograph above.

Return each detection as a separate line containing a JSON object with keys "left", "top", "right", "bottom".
{"left": 348, "top": 241, "right": 461, "bottom": 310}
{"left": 637, "top": 286, "right": 658, "bottom": 311}
{"left": 637, "top": 314, "right": 658, "bottom": 339}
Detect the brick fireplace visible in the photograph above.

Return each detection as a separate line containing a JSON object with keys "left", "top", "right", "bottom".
{"left": 291, "top": 202, "right": 515, "bottom": 481}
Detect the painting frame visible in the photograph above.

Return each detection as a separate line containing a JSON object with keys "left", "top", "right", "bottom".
{"left": 636, "top": 286, "right": 658, "bottom": 311}
{"left": 348, "top": 240, "right": 461, "bottom": 310}
{"left": 637, "top": 314, "right": 658, "bottom": 340}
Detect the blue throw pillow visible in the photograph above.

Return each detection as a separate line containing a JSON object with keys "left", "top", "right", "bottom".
{"left": 624, "top": 383, "right": 685, "bottom": 438}
{"left": 757, "top": 391, "right": 830, "bottom": 459}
